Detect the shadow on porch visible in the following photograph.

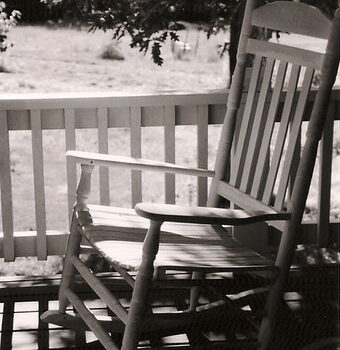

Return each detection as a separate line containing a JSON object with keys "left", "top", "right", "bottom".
{"left": 0, "top": 264, "right": 337, "bottom": 350}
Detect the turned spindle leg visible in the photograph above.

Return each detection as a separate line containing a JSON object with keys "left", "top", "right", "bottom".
{"left": 121, "top": 220, "right": 162, "bottom": 350}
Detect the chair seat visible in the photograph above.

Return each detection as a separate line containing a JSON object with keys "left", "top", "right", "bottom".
{"left": 78, "top": 205, "right": 275, "bottom": 273}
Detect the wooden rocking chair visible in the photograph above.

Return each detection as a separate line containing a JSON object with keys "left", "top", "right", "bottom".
{"left": 42, "top": 1, "right": 339, "bottom": 349}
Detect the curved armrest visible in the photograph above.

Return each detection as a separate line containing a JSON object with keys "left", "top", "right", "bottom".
{"left": 135, "top": 203, "right": 291, "bottom": 225}
{"left": 67, "top": 150, "right": 214, "bottom": 177}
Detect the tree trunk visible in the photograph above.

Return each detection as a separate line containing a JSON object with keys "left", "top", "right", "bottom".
{"left": 228, "top": 0, "right": 270, "bottom": 85}
{"left": 228, "top": 0, "right": 246, "bottom": 85}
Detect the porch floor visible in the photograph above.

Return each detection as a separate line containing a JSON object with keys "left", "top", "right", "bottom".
{"left": 0, "top": 267, "right": 337, "bottom": 350}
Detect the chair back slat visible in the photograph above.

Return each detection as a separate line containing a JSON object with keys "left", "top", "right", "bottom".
{"left": 273, "top": 67, "right": 315, "bottom": 211}
{"left": 247, "top": 39, "right": 325, "bottom": 70}
{"left": 251, "top": 1, "right": 332, "bottom": 39}
{"left": 251, "top": 60, "right": 288, "bottom": 199}
{"left": 230, "top": 55, "right": 263, "bottom": 187}
{"left": 262, "top": 64, "right": 301, "bottom": 206}
{"left": 239, "top": 57, "right": 275, "bottom": 193}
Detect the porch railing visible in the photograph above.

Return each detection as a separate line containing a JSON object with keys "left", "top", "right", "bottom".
{"left": 0, "top": 88, "right": 339, "bottom": 261}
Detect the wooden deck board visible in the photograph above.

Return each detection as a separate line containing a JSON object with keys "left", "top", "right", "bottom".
{"left": 0, "top": 269, "right": 337, "bottom": 350}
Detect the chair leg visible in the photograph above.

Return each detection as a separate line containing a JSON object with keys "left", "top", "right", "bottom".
{"left": 121, "top": 220, "right": 162, "bottom": 350}
{"left": 189, "top": 271, "right": 206, "bottom": 311}
{"left": 58, "top": 214, "right": 83, "bottom": 313}
{"left": 258, "top": 278, "right": 284, "bottom": 350}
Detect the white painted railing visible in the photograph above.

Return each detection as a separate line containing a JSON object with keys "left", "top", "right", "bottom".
{"left": 0, "top": 88, "right": 339, "bottom": 261}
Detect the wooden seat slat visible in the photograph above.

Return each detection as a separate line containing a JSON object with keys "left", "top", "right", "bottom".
{"left": 93, "top": 240, "right": 275, "bottom": 272}
{"left": 80, "top": 205, "right": 275, "bottom": 272}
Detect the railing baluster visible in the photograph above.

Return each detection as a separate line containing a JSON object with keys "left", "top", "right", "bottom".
{"left": 1, "top": 300, "right": 14, "bottom": 350}
{"left": 0, "top": 89, "right": 337, "bottom": 259}
{"left": 65, "top": 109, "right": 77, "bottom": 222}
{"left": 317, "top": 102, "right": 335, "bottom": 247}
{"left": 0, "top": 111, "right": 15, "bottom": 262}
{"left": 98, "top": 107, "right": 110, "bottom": 205}
{"left": 31, "top": 109, "right": 47, "bottom": 260}
{"left": 38, "top": 299, "right": 49, "bottom": 350}
{"left": 164, "top": 106, "right": 176, "bottom": 204}
{"left": 130, "top": 107, "right": 142, "bottom": 207}
{"left": 197, "top": 105, "right": 209, "bottom": 206}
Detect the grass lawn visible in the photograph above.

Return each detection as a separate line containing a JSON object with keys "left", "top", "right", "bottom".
{"left": 2, "top": 25, "right": 229, "bottom": 93}
{"left": 0, "top": 25, "right": 339, "bottom": 276}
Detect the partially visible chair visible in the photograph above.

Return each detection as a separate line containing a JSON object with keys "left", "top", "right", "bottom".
{"left": 42, "top": 1, "right": 339, "bottom": 349}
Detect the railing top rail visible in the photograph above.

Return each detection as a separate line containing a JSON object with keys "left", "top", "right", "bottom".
{"left": 0, "top": 89, "right": 228, "bottom": 110}
{"left": 0, "top": 87, "right": 339, "bottom": 111}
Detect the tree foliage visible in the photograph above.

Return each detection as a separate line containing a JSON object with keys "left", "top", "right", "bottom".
{"left": 0, "top": 2, "right": 21, "bottom": 52}
{"left": 43, "top": 0, "right": 244, "bottom": 65}
{"left": 42, "top": 0, "right": 338, "bottom": 67}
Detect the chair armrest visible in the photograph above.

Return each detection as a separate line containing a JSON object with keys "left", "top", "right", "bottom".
{"left": 135, "top": 203, "right": 291, "bottom": 225}
{"left": 67, "top": 150, "right": 214, "bottom": 177}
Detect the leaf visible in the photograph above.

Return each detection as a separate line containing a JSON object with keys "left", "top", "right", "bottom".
{"left": 169, "top": 31, "right": 179, "bottom": 42}
{"left": 151, "top": 42, "right": 163, "bottom": 66}
{"left": 217, "top": 41, "right": 230, "bottom": 58}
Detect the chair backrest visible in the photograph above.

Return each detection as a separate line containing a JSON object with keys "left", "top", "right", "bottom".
{"left": 208, "top": 0, "right": 339, "bottom": 225}
{"left": 208, "top": 0, "right": 339, "bottom": 273}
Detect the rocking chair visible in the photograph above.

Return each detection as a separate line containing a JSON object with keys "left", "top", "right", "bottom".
{"left": 42, "top": 1, "right": 339, "bottom": 349}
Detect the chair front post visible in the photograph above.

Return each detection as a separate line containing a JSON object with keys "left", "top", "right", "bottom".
{"left": 59, "top": 163, "right": 95, "bottom": 312}
{"left": 121, "top": 220, "right": 162, "bottom": 350}
{"left": 58, "top": 213, "right": 83, "bottom": 313}
{"left": 75, "top": 164, "right": 95, "bottom": 211}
